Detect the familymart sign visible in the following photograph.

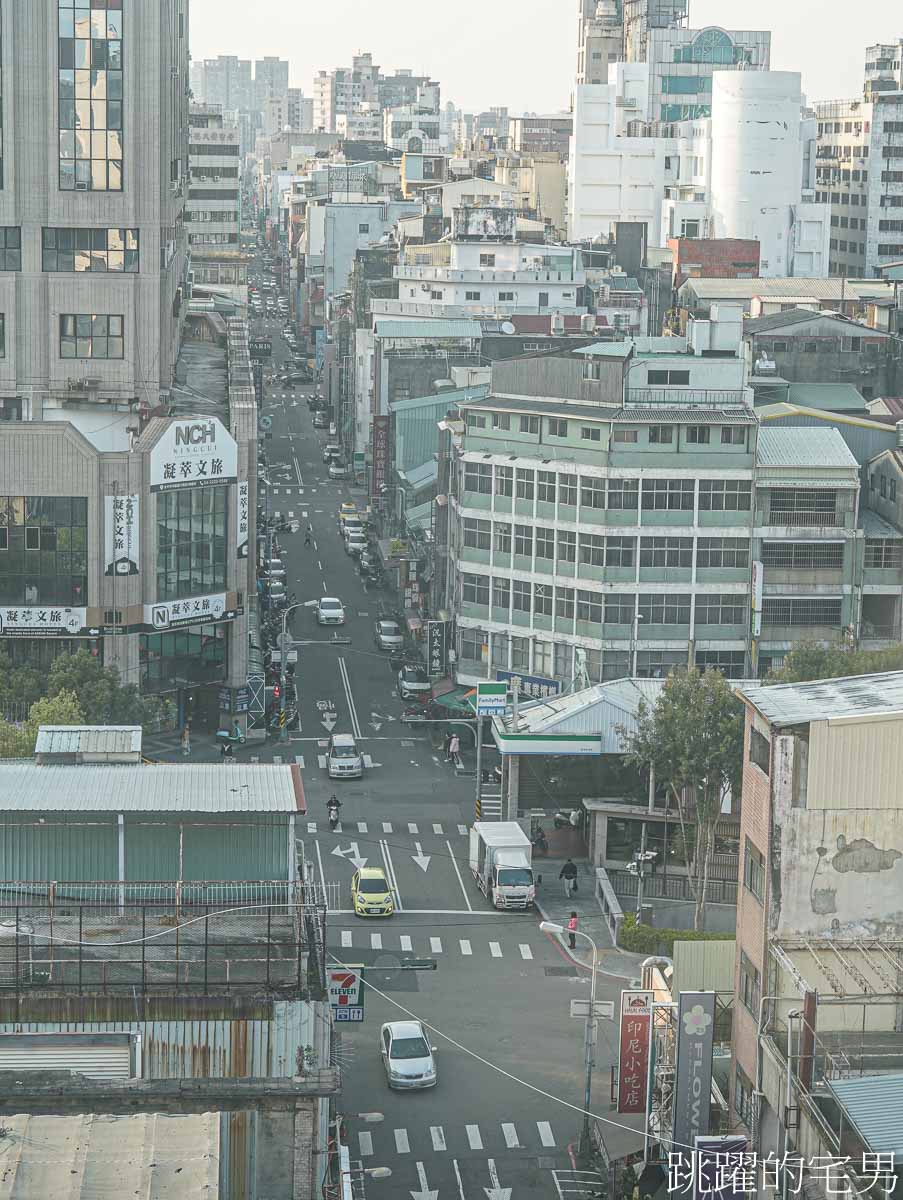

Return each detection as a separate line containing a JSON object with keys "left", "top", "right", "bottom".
{"left": 491, "top": 728, "right": 604, "bottom": 756}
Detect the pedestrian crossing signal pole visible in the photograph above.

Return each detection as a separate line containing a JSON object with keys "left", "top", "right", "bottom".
{"left": 474, "top": 714, "right": 484, "bottom": 822}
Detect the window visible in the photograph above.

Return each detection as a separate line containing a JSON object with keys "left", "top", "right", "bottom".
{"left": 636, "top": 649, "right": 688, "bottom": 678}
{"left": 358, "top": 223, "right": 370, "bottom": 233}
{"left": 538, "top": 291, "right": 549, "bottom": 308}
{"left": 466, "top": 413, "right": 487, "bottom": 429}
{"left": 580, "top": 533, "right": 605, "bottom": 567}
{"left": 580, "top": 476, "right": 606, "bottom": 509}
{"left": 495, "top": 465, "right": 513, "bottom": 497}
{"left": 499, "top": 291, "right": 515, "bottom": 301}
{"left": 548, "top": 418, "right": 568, "bottom": 438}
{"left": 880, "top": 476, "right": 888, "bottom": 499}
{"left": 59, "top": 313, "right": 124, "bottom": 359}
{"left": 479, "top": 253, "right": 495, "bottom": 267}
{"left": 514, "top": 524, "right": 532, "bottom": 556}
{"left": 464, "top": 462, "right": 492, "bottom": 495}
{"left": 515, "top": 469, "right": 534, "bottom": 500}
{"left": 460, "top": 626, "right": 487, "bottom": 664}
{"left": 686, "top": 426, "right": 710, "bottom": 444}
{"left": 768, "top": 489, "right": 837, "bottom": 523}
{"left": 640, "top": 537, "right": 692, "bottom": 567}
{"left": 639, "top": 594, "right": 691, "bottom": 625}
{"left": 735, "top": 1065, "right": 754, "bottom": 1128}
{"left": 491, "top": 413, "right": 511, "bottom": 430}
{"left": 695, "top": 593, "right": 747, "bottom": 625}
{"left": 581, "top": 426, "right": 602, "bottom": 442}
{"left": 557, "top": 530, "right": 576, "bottom": 563}
{"left": 463, "top": 518, "right": 491, "bottom": 550}
{"left": 739, "top": 951, "right": 761, "bottom": 1014}
{"left": 761, "top": 597, "right": 843, "bottom": 627}
{"left": 608, "top": 479, "right": 639, "bottom": 510}
{"left": 761, "top": 542, "right": 844, "bottom": 569}
{"left": 155, "top": 487, "right": 227, "bottom": 602}
{"left": 697, "top": 538, "right": 750, "bottom": 569}
{"left": 492, "top": 577, "right": 510, "bottom": 609}
{"left": 0, "top": 228, "right": 21, "bottom": 271}
{"left": 577, "top": 590, "right": 603, "bottom": 623}
{"left": 699, "top": 479, "right": 752, "bottom": 511}
{"left": 606, "top": 594, "right": 636, "bottom": 625}
{"left": 513, "top": 580, "right": 531, "bottom": 611}
{"left": 511, "top": 633, "right": 529, "bottom": 667}
{"left": 721, "top": 426, "right": 746, "bottom": 445}
{"left": 465, "top": 290, "right": 481, "bottom": 301}
{"left": 533, "top": 582, "right": 552, "bottom": 615}
{"left": 430, "top": 290, "right": 442, "bottom": 300}
{"left": 647, "top": 369, "right": 690, "bottom": 386}
{"left": 744, "top": 837, "right": 765, "bottom": 901}
{"left": 462, "top": 573, "right": 490, "bottom": 606}
{"left": 0, "top": 496, "right": 88, "bottom": 606}
{"left": 555, "top": 587, "right": 574, "bottom": 620}
{"left": 535, "top": 528, "right": 554, "bottom": 560}
{"left": 606, "top": 536, "right": 635, "bottom": 567}
{"left": 649, "top": 425, "right": 673, "bottom": 444}
{"left": 58, "top": 0, "right": 124, "bottom": 191}
{"left": 537, "top": 471, "right": 556, "bottom": 503}
{"left": 43, "top": 226, "right": 140, "bottom": 272}
{"left": 696, "top": 649, "right": 746, "bottom": 678}
{"left": 0, "top": 315, "right": 5, "bottom": 360}
{"left": 558, "top": 475, "right": 577, "bottom": 507}
{"left": 865, "top": 539, "right": 903, "bottom": 568}
{"left": 642, "top": 479, "right": 694, "bottom": 511}
{"left": 493, "top": 522, "right": 511, "bottom": 553}
{"left": 519, "top": 415, "right": 539, "bottom": 434}
{"left": 613, "top": 428, "right": 638, "bottom": 444}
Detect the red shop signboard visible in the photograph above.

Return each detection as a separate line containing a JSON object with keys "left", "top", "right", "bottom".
{"left": 370, "top": 414, "right": 390, "bottom": 500}
{"left": 617, "top": 989, "right": 653, "bottom": 1115}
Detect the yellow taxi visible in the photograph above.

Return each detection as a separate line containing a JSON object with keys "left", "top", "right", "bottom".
{"left": 338, "top": 501, "right": 358, "bottom": 529}
{"left": 351, "top": 867, "right": 395, "bottom": 918}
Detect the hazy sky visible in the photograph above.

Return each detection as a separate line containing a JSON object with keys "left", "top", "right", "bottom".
{"left": 189, "top": 0, "right": 900, "bottom": 113}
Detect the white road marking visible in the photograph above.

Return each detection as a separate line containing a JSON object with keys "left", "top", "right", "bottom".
{"left": 322, "top": 580, "right": 327, "bottom": 593}
{"left": 358, "top": 1132, "right": 373, "bottom": 1157}
{"left": 288, "top": 510, "right": 294, "bottom": 518}
{"left": 465, "top": 1125, "right": 483, "bottom": 1150}
{"left": 340, "top": 930, "right": 352, "bottom": 948}
{"left": 317, "top": 754, "right": 327, "bottom": 770}
{"left": 519, "top": 944, "right": 534, "bottom": 960}
{"left": 357, "top": 821, "right": 368, "bottom": 833}
{"left": 294, "top": 755, "right": 305, "bottom": 768}
{"left": 394, "top": 1129, "right": 410, "bottom": 1154}
{"left": 490, "top": 942, "right": 503, "bottom": 958}
{"left": 408, "top": 822, "right": 419, "bottom": 834}
{"left": 430, "top": 1127, "right": 447, "bottom": 1152}
{"left": 457, "top": 824, "right": 468, "bottom": 836}
{"left": 537, "top": 1121, "right": 555, "bottom": 1147}
{"left": 370, "top": 932, "right": 382, "bottom": 950}
{"left": 400, "top": 935, "right": 413, "bottom": 952}
{"left": 432, "top": 823, "right": 443, "bottom": 834}
{"left": 459, "top": 939, "right": 472, "bottom": 956}
{"left": 382, "top": 822, "right": 393, "bottom": 833}
{"left": 502, "top": 1123, "right": 520, "bottom": 1148}
{"left": 446, "top": 840, "right": 474, "bottom": 912}
{"left": 453, "top": 1160, "right": 466, "bottom": 1200}
{"left": 314, "top": 839, "right": 328, "bottom": 907}
{"left": 338, "top": 656, "right": 362, "bottom": 739}
{"left": 380, "top": 839, "right": 404, "bottom": 912}
{"left": 430, "top": 936, "right": 442, "bottom": 954}
{"left": 307, "top": 821, "right": 316, "bottom": 834}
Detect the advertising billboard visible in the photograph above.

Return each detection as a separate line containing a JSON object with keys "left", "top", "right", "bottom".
{"left": 617, "top": 990, "right": 653, "bottom": 1115}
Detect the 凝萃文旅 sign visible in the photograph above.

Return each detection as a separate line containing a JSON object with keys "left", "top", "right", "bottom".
{"left": 149, "top": 417, "right": 238, "bottom": 492}
{"left": 143, "top": 594, "right": 231, "bottom": 631}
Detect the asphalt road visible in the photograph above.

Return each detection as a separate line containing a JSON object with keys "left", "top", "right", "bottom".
{"left": 247, "top": 272, "right": 613, "bottom": 1200}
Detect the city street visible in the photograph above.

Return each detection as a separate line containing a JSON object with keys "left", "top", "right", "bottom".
{"left": 248, "top": 291, "right": 614, "bottom": 1197}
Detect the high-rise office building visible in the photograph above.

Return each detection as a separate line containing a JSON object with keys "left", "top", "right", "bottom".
{"left": 194, "top": 55, "right": 253, "bottom": 113}
{"left": 254, "top": 56, "right": 289, "bottom": 110}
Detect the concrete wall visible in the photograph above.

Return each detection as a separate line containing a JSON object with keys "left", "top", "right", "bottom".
{"left": 489, "top": 354, "right": 623, "bottom": 404}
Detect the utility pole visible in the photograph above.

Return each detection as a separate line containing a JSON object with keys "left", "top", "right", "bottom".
{"left": 634, "top": 766, "right": 656, "bottom": 921}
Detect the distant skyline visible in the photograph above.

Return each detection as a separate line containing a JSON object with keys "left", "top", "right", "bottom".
{"left": 189, "top": 0, "right": 900, "bottom": 112}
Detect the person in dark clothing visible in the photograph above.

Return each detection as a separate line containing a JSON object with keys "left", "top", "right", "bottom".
{"left": 559, "top": 858, "right": 578, "bottom": 898}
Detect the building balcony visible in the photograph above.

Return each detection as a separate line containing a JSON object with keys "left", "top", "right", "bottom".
{"left": 396, "top": 265, "right": 581, "bottom": 284}
{"left": 371, "top": 299, "right": 586, "bottom": 319}
{"left": 625, "top": 387, "right": 749, "bottom": 407}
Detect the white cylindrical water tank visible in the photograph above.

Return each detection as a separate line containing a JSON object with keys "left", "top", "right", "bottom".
{"left": 709, "top": 71, "right": 803, "bottom": 277}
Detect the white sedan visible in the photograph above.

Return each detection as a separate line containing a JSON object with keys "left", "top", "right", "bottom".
{"left": 316, "top": 597, "right": 346, "bottom": 626}
{"left": 379, "top": 1020, "right": 437, "bottom": 1090}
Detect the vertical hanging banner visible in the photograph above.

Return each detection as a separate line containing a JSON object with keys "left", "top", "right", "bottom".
{"left": 104, "top": 494, "right": 140, "bottom": 576}
{"left": 672, "top": 991, "right": 717, "bottom": 1152}
{"left": 237, "top": 480, "right": 250, "bottom": 559}
{"left": 617, "top": 990, "right": 653, "bottom": 1115}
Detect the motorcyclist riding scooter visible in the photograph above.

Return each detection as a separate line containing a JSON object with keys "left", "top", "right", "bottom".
{"left": 327, "top": 795, "right": 341, "bottom": 831}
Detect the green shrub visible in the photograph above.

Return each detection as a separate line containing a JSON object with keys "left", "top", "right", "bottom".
{"left": 618, "top": 912, "right": 734, "bottom": 955}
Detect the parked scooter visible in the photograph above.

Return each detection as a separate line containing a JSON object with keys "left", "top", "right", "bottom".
{"left": 531, "top": 827, "right": 550, "bottom": 855}
{"left": 553, "top": 808, "right": 584, "bottom": 830}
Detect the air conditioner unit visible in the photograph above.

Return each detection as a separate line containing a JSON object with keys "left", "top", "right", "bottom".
{"left": 81, "top": 378, "right": 101, "bottom": 390}
{"left": 75, "top": 181, "right": 88, "bottom": 191}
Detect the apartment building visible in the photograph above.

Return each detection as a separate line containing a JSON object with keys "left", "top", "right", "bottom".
{"left": 576, "top": 0, "right": 623, "bottom": 86}
{"left": 187, "top": 105, "right": 241, "bottom": 250}
{"left": 264, "top": 88, "right": 313, "bottom": 138}
{"left": 192, "top": 54, "right": 253, "bottom": 112}
{"left": 313, "top": 53, "right": 380, "bottom": 133}
{"left": 508, "top": 114, "right": 573, "bottom": 158}
{"left": 253, "top": 56, "right": 289, "bottom": 110}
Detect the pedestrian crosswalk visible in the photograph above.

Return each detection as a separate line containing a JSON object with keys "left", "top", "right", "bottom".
{"left": 304, "top": 820, "right": 468, "bottom": 836}
{"left": 332, "top": 930, "right": 538, "bottom": 960}
{"left": 356, "top": 1119, "right": 567, "bottom": 1158}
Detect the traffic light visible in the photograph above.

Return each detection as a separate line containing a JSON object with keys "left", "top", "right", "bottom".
{"left": 273, "top": 682, "right": 281, "bottom": 701}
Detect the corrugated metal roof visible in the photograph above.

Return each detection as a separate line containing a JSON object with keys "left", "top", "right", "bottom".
{"left": 390, "top": 384, "right": 489, "bottom": 413}
{"left": 737, "top": 671, "right": 903, "bottom": 727}
{"left": 825, "top": 1073, "right": 903, "bottom": 1156}
{"left": 860, "top": 509, "right": 903, "bottom": 539}
{"left": 34, "top": 726, "right": 142, "bottom": 755}
{"left": 0, "top": 764, "right": 300, "bottom": 812}
{"left": 756, "top": 426, "right": 858, "bottom": 470}
{"left": 400, "top": 459, "right": 438, "bottom": 489}
{"left": 616, "top": 407, "right": 756, "bottom": 424}
{"left": 497, "top": 678, "right": 665, "bottom": 751}
{"left": 573, "top": 342, "right": 634, "bottom": 358}
{"left": 682, "top": 277, "right": 896, "bottom": 302}
{"left": 786, "top": 384, "right": 868, "bottom": 412}
{"left": 374, "top": 318, "right": 483, "bottom": 340}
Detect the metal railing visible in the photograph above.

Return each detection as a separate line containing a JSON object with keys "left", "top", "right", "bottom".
{"left": 607, "top": 868, "right": 739, "bottom": 905}
{"left": 625, "top": 387, "right": 750, "bottom": 407}
{"left": 596, "top": 867, "right": 625, "bottom": 948}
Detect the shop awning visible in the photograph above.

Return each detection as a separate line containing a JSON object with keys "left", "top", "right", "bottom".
{"left": 431, "top": 685, "right": 477, "bottom": 714}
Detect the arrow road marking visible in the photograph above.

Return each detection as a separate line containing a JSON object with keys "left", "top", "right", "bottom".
{"left": 411, "top": 842, "right": 432, "bottom": 872}
{"left": 411, "top": 1161, "right": 439, "bottom": 1200}
{"left": 331, "top": 842, "right": 367, "bottom": 870}
{"left": 321, "top": 712, "right": 337, "bottom": 733}
{"left": 485, "top": 1158, "right": 512, "bottom": 1200}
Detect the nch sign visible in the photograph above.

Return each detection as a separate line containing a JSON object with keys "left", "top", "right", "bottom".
{"left": 149, "top": 417, "right": 238, "bottom": 492}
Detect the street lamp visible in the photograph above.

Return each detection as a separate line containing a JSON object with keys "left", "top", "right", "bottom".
{"left": 277, "top": 599, "right": 319, "bottom": 741}
{"left": 540, "top": 920, "right": 600, "bottom": 1160}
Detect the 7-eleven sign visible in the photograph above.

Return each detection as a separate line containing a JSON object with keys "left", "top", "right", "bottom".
{"left": 328, "top": 966, "right": 363, "bottom": 1009}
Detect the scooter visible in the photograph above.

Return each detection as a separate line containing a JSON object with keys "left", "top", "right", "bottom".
{"left": 215, "top": 724, "right": 245, "bottom": 749}
{"left": 554, "top": 808, "right": 583, "bottom": 830}
{"left": 531, "top": 827, "right": 550, "bottom": 855}
{"left": 327, "top": 797, "right": 341, "bottom": 831}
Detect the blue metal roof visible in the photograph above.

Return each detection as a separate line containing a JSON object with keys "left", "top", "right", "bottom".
{"left": 374, "top": 318, "right": 482, "bottom": 340}
{"left": 826, "top": 1073, "right": 903, "bottom": 1156}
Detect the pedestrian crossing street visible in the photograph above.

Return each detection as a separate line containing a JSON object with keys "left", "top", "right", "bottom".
{"left": 355, "top": 1117, "right": 565, "bottom": 1159}
{"left": 334, "top": 927, "right": 536, "bottom": 960}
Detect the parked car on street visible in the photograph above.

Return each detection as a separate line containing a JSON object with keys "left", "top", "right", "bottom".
{"left": 327, "top": 733, "right": 363, "bottom": 779}
{"left": 374, "top": 618, "right": 404, "bottom": 651}
{"left": 344, "top": 529, "right": 367, "bottom": 557}
{"left": 398, "top": 664, "right": 431, "bottom": 701}
{"left": 323, "top": 443, "right": 343, "bottom": 463}
{"left": 328, "top": 461, "right": 351, "bottom": 480}
{"left": 316, "top": 596, "right": 346, "bottom": 625}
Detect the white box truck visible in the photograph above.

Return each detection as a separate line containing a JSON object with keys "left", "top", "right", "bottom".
{"left": 469, "top": 822, "right": 535, "bottom": 910}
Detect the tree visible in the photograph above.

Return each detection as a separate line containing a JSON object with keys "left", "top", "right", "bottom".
{"left": 0, "top": 689, "right": 84, "bottom": 759}
{"left": 621, "top": 669, "right": 744, "bottom": 931}
{"left": 771, "top": 639, "right": 903, "bottom": 684}
{"left": 0, "top": 648, "right": 45, "bottom": 715}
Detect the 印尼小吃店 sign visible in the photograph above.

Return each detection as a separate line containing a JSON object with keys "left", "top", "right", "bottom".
{"left": 617, "top": 989, "right": 653, "bottom": 1115}
{"left": 237, "top": 481, "right": 249, "bottom": 559}
{"left": 104, "top": 493, "right": 140, "bottom": 576}
{"left": 144, "top": 594, "right": 229, "bottom": 631}
{"left": 0, "top": 607, "right": 87, "bottom": 638}
{"left": 149, "top": 417, "right": 238, "bottom": 492}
